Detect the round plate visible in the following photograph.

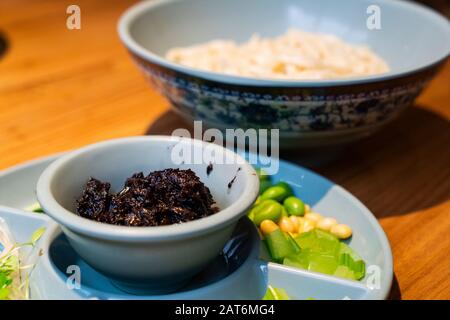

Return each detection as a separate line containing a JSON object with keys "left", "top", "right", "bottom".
{"left": 0, "top": 154, "right": 393, "bottom": 299}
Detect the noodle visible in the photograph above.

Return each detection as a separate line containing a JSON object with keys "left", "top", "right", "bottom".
{"left": 166, "top": 29, "right": 389, "bottom": 80}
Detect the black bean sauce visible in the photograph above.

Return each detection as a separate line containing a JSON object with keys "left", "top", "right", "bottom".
{"left": 76, "top": 169, "right": 218, "bottom": 226}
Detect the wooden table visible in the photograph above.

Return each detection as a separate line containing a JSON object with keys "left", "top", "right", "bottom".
{"left": 0, "top": 0, "right": 449, "bottom": 300}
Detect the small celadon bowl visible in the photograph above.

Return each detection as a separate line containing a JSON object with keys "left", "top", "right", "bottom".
{"left": 118, "top": 0, "right": 450, "bottom": 148}
{"left": 36, "top": 136, "right": 259, "bottom": 294}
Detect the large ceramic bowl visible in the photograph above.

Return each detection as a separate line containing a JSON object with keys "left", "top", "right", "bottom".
{"left": 36, "top": 136, "right": 259, "bottom": 294}
{"left": 118, "top": 0, "right": 450, "bottom": 148}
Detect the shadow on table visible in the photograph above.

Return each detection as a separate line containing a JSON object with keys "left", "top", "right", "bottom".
{"left": 146, "top": 106, "right": 450, "bottom": 219}
{"left": 147, "top": 110, "right": 193, "bottom": 136}
{"left": 0, "top": 31, "right": 9, "bottom": 59}
{"left": 308, "top": 105, "right": 450, "bottom": 219}
{"left": 388, "top": 273, "right": 402, "bottom": 300}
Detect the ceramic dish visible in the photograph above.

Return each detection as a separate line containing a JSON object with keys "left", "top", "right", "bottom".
{"left": 118, "top": 0, "right": 450, "bottom": 148}
{"left": 0, "top": 154, "right": 393, "bottom": 299}
{"left": 36, "top": 136, "right": 259, "bottom": 293}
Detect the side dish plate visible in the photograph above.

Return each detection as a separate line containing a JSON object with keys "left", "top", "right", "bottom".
{"left": 0, "top": 154, "right": 392, "bottom": 299}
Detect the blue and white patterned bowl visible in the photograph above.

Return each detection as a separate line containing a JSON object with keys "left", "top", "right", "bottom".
{"left": 118, "top": 0, "right": 450, "bottom": 148}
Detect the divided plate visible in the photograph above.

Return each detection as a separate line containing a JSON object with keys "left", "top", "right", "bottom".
{"left": 0, "top": 154, "right": 393, "bottom": 299}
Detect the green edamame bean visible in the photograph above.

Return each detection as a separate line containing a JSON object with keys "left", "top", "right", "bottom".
{"left": 252, "top": 200, "right": 283, "bottom": 226}
{"left": 280, "top": 206, "right": 289, "bottom": 219}
{"left": 283, "top": 196, "right": 305, "bottom": 216}
{"left": 248, "top": 196, "right": 263, "bottom": 221}
{"left": 253, "top": 196, "right": 262, "bottom": 207}
{"left": 260, "top": 181, "right": 293, "bottom": 202}
{"left": 255, "top": 167, "right": 270, "bottom": 181}
{"left": 275, "top": 181, "right": 293, "bottom": 194}
{"left": 259, "top": 180, "right": 272, "bottom": 194}
{"left": 247, "top": 208, "right": 255, "bottom": 221}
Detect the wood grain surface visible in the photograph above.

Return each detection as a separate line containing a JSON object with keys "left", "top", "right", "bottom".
{"left": 0, "top": 0, "right": 449, "bottom": 300}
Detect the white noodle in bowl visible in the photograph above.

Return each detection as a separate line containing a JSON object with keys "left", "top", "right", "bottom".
{"left": 166, "top": 29, "right": 390, "bottom": 80}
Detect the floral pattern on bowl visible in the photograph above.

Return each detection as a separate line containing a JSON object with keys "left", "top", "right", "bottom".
{"left": 133, "top": 55, "right": 441, "bottom": 146}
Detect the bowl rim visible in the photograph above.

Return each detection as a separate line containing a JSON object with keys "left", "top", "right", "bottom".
{"left": 36, "top": 136, "right": 260, "bottom": 242}
{"left": 117, "top": 0, "right": 450, "bottom": 87}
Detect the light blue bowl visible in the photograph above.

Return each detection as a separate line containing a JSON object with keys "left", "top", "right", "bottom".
{"left": 35, "top": 136, "right": 259, "bottom": 294}
{"left": 118, "top": 0, "right": 450, "bottom": 147}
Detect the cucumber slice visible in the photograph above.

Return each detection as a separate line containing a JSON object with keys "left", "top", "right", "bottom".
{"left": 263, "top": 286, "right": 291, "bottom": 300}
{"left": 265, "top": 229, "right": 301, "bottom": 262}
{"left": 284, "top": 229, "right": 366, "bottom": 280}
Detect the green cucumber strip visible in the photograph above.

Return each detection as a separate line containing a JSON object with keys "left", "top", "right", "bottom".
{"left": 265, "top": 229, "right": 301, "bottom": 262}
{"left": 285, "top": 230, "right": 366, "bottom": 280}
{"left": 263, "top": 286, "right": 290, "bottom": 300}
